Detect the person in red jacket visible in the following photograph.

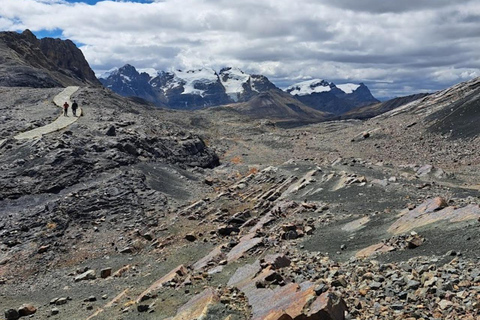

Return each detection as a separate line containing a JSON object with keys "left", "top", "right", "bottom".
{"left": 63, "top": 102, "right": 69, "bottom": 116}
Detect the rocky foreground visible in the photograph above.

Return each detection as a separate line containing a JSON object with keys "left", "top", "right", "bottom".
{"left": 1, "top": 82, "right": 480, "bottom": 320}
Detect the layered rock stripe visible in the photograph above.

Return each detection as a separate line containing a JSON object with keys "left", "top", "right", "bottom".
{"left": 13, "top": 86, "right": 80, "bottom": 140}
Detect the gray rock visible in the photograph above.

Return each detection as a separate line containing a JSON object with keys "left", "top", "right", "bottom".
{"left": 74, "top": 270, "right": 96, "bottom": 282}
{"left": 406, "top": 280, "right": 420, "bottom": 290}
{"left": 369, "top": 281, "right": 382, "bottom": 290}
{"left": 105, "top": 125, "right": 116, "bottom": 136}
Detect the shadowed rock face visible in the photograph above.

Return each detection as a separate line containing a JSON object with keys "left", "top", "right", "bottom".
{"left": 0, "top": 30, "right": 101, "bottom": 88}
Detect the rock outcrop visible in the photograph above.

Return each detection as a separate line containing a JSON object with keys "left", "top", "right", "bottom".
{"left": 0, "top": 29, "right": 101, "bottom": 88}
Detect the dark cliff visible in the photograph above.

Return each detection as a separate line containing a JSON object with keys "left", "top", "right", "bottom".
{"left": 0, "top": 29, "right": 101, "bottom": 88}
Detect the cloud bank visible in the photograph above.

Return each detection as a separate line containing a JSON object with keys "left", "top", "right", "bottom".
{"left": 1, "top": 0, "right": 479, "bottom": 98}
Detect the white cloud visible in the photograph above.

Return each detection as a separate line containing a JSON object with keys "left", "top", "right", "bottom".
{"left": 1, "top": 0, "right": 480, "bottom": 98}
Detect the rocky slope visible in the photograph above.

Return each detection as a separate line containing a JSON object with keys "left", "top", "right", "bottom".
{"left": 339, "top": 93, "right": 430, "bottom": 120}
{"left": 211, "top": 89, "right": 333, "bottom": 125}
{"left": 0, "top": 30, "right": 101, "bottom": 88}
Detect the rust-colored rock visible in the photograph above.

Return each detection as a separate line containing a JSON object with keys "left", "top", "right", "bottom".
{"left": 309, "top": 292, "right": 348, "bottom": 320}
{"left": 388, "top": 198, "right": 480, "bottom": 234}
{"left": 136, "top": 265, "right": 188, "bottom": 303}
{"left": 356, "top": 242, "right": 395, "bottom": 258}
{"left": 170, "top": 287, "right": 219, "bottom": 320}
{"left": 228, "top": 260, "right": 346, "bottom": 320}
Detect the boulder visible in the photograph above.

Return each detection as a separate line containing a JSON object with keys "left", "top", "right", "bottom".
{"left": 18, "top": 304, "right": 36, "bottom": 317}
{"left": 74, "top": 269, "right": 96, "bottom": 282}
{"left": 4, "top": 309, "right": 19, "bottom": 320}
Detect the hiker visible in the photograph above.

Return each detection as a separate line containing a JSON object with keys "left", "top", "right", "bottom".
{"left": 63, "top": 102, "right": 69, "bottom": 116}
{"left": 72, "top": 100, "right": 78, "bottom": 116}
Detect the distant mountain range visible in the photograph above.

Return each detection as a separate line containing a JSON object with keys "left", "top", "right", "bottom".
{"left": 0, "top": 29, "right": 382, "bottom": 120}
{"left": 285, "top": 79, "right": 379, "bottom": 115}
{"left": 98, "top": 64, "right": 379, "bottom": 115}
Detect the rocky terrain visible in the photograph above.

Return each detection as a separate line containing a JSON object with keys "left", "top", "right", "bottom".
{"left": 1, "top": 30, "right": 480, "bottom": 320}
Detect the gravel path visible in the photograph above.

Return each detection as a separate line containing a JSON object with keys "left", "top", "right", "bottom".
{"left": 3, "top": 86, "right": 80, "bottom": 142}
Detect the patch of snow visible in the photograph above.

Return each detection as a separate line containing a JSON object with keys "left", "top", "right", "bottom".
{"left": 175, "top": 68, "right": 219, "bottom": 97}
{"left": 121, "top": 74, "right": 131, "bottom": 82}
{"left": 138, "top": 68, "right": 158, "bottom": 78}
{"left": 220, "top": 67, "right": 251, "bottom": 102}
{"left": 337, "top": 83, "right": 360, "bottom": 94}
{"left": 97, "top": 68, "right": 118, "bottom": 79}
{"left": 286, "top": 79, "right": 332, "bottom": 96}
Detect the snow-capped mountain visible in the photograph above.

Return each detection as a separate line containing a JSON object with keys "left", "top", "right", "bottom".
{"left": 99, "top": 65, "right": 378, "bottom": 114}
{"left": 99, "top": 65, "right": 279, "bottom": 110}
{"left": 286, "top": 79, "right": 379, "bottom": 115}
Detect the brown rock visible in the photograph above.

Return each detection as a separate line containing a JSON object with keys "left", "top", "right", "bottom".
{"left": 263, "top": 254, "right": 291, "bottom": 270}
{"left": 308, "top": 292, "right": 348, "bottom": 320}
{"left": 18, "top": 304, "right": 37, "bottom": 317}
{"left": 136, "top": 265, "right": 188, "bottom": 302}
{"left": 100, "top": 268, "right": 112, "bottom": 279}
{"left": 388, "top": 198, "right": 480, "bottom": 234}
{"left": 171, "top": 288, "right": 219, "bottom": 320}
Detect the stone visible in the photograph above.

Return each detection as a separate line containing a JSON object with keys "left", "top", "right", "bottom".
{"left": 51, "top": 308, "right": 59, "bottom": 315}
{"left": 136, "top": 265, "right": 188, "bottom": 302}
{"left": 438, "top": 299, "right": 453, "bottom": 310}
{"left": 119, "top": 246, "right": 133, "bottom": 254}
{"left": 185, "top": 234, "right": 197, "bottom": 242}
{"left": 100, "top": 267, "right": 112, "bottom": 279}
{"left": 105, "top": 125, "right": 116, "bottom": 136}
{"left": 37, "top": 244, "right": 51, "bottom": 253}
{"left": 388, "top": 198, "right": 480, "bottom": 234}
{"left": 369, "top": 281, "right": 382, "bottom": 290}
{"left": 407, "top": 236, "right": 424, "bottom": 249}
{"left": 406, "top": 280, "right": 420, "bottom": 291}
{"left": 170, "top": 288, "right": 219, "bottom": 320}
{"left": 331, "top": 276, "right": 348, "bottom": 288}
{"left": 263, "top": 254, "right": 291, "bottom": 270}
{"left": 137, "top": 304, "right": 150, "bottom": 312}
{"left": 217, "top": 225, "right": 240, "bottom": 236}
{"left": 55, "top": 298, "right": 68, "bottom": 305}
{"left": 18, "top": 304, "right": 36, "bottom": 317}
{"left": 4, "top": 309, "right": 19, "bottom": 320}
{"left": 74, "top": 269, "right": 96, "bottom": 282}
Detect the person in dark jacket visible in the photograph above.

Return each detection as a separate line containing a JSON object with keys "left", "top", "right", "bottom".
{"left": 63, "top": 102, "right": 69, "bottom": 116}
{"left": 72, "top": 100, "right": 78, "bottom": 116}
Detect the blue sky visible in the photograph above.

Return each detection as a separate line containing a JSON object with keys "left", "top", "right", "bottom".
{"left": 1, "top": 0, "right": 480, "bottom": 99}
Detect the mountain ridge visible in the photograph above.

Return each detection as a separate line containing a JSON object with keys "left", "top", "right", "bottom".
{"left": 99, "top": 64, "right": 378, "bottom": 115}
{"left": 0, "top": 29, "right": 101, "bottom": 88}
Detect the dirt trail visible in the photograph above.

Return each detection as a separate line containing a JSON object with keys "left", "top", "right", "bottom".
{"left": 4, "top": 86, "right": 80, "bottom": 142}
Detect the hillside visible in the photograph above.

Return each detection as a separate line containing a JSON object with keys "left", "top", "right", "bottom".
{"left": 213, "top": 89, "right": 332, "bottom": 124}
{"left": 340, "top": 93, "right": 430, "bottom": 120}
